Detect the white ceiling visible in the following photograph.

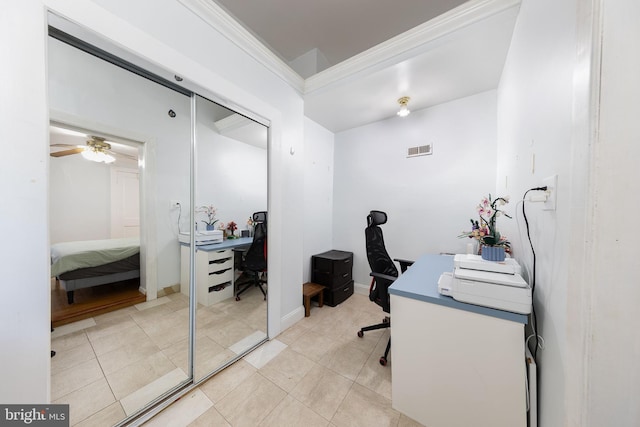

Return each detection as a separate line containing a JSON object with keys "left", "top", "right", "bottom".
{"left": 206, "top": 0, "right": 521, "bottom": 132}
{"left": 212, "top": 0, "right": 469, "bottom": 68}
{"left": 304, "top": 5, "right": 519, "bottom": 132}
{"left": 49, "top": 1, "right": 521, "bottom": 138}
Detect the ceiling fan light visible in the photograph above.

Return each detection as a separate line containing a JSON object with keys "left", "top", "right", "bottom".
{"left": 81, "top": 149, "right": 99, "bottom": 162}
{"left": 81, "top": 148, "right": 115, "bottom": 164}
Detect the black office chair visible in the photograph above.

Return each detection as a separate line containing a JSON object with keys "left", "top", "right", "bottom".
{"left": 235, "top": 211, "right": 267, "bottom": 301}
{"left": 357, "top": 210, "right": 413, "bottom": 366}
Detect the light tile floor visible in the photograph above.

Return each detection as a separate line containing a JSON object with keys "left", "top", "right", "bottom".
{"left": 145, "top": 293, "right": 425, "bottom": 427}
{"left": 53, "top": 290, "right": 424, "bottom": 426}
{"left": 51, "top": 286, "right": 267, "bottom": 426}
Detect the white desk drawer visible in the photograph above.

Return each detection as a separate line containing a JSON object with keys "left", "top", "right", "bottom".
{"left": 208, "top": 257, "right": 233, "bottom": 274}
{"left": 207, "top": 249, "right": 231, "bottom": 261}
{"left": 208, "top": 268, "right": 233, "bottom": 286}
{"left": 206, "top": 281, "right": 233, "bottom": 305}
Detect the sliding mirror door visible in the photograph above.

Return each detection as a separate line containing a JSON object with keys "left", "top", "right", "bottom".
{"left": 191, "top": 95, "right": 268, "bottom": 382}
{"left": 48, "top": 24, "right": 192, "bottom": 425}
{"left": 47, "top": 14, "right": 270, "bottom": 426}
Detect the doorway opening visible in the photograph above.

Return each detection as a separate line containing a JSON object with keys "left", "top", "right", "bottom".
{"left": 49, "top": 123, "right": 145, "bottom": 327}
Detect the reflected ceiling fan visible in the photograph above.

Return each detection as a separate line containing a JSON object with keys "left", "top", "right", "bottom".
{"left": 50, "top": 136, "right": 135, "bottom": 164}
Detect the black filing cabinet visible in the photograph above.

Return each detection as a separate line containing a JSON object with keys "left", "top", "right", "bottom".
{"left": 311, "top": 250, "right": 354, "bottom": 306}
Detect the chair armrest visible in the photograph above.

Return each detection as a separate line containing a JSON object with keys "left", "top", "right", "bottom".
{"left": 394, "top": 258, "right": 415, "bottom": 273}
{"left": 370, "top": 272, "right": 397, "bottom": 282}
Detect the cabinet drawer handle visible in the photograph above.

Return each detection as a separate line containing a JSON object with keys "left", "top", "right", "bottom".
{"left": 209, "top": 258, "right": 231, "bottom": 264}
{"left": 209, "top": 281, "right": 231, "bottom": 293}
{"left": 342, "top": 273, "right": 349, "bottom": 278}
{"left": 210, "top": 268, "right": 231, "bottom": 275}
{"left": 343, "top": 286, "right": 350, "bottom": 292}
{"left": 344, "top": 259, "right": 351, "bottom": 263}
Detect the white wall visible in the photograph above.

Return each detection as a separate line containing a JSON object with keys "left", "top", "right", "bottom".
{"left": 498, "top": 1, "right": 640, "bottom": 425}
{"left": 0, "top": 1, "right": 50, "bottom": 404}
{"left": 49, "top": 155, "right": 112, "bottom": 243}
{"left": 496, "top": 0, "right": 576, "bottom": 425}
{"left": 195, "top": 133, "right": 268, "bottom": 231}
{"left": 302, "top": 117, "right": 335, "bottom": 281}
{"left": 582, "top": 0, "right": 640, "bottom": 425}
{"left": 1, "top": 0, "right": 305, "bottom": 403}
{"left": 333, "top": 91, "right": 498, "bottom": 287}
{"left": 195, "top": 98, "right": 268, "bottom": 232}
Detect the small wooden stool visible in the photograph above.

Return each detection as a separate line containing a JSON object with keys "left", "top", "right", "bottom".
{"left": 303, "top": 282, "right": 325, "bottom": 317}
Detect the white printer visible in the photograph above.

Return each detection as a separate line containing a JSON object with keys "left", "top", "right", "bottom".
{"left": 438, "top": 254, "right": 532, "bottom": 315}
{"left": 178, "top": 229, "right": 223, "bottom": 246}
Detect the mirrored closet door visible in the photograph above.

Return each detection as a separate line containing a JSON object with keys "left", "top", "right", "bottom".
{"left": 192, "top": 95, "right": 268, "bottom": 382}
{"left": 47, "top": 14, "right": 268, "bottom": 426}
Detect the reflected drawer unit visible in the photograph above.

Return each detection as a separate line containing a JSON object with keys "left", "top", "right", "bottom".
{"left": 311, "top": 250, "right": 354, "bottom": 306}
{"left": 181, "top": 246, "right": 234, "bottom": 306}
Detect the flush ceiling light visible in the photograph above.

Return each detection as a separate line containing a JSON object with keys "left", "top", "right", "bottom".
{"left": 81, "top": 137, "right": 116, "bottom": 164}
{"left": 397, "top": 96, "right": 411, "bottom": 117}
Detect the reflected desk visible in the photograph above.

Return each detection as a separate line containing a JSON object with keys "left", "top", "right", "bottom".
{"left": 180, "top": 237, "right": 253, "bottom": 306}
{"left": 388, "top": 254, "right": 528, "bottom": 427}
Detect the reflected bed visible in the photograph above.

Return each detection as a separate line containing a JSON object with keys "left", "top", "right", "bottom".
{"left": 51, "top": 237, "right": 140, "bottom": 304}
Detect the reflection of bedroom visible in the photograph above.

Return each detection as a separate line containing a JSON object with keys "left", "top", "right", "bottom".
{"left": 49, "top": 126, "right": 143, "bottom": 325}
{"left": 47, "top": 37, "right": 268, "bottom": 329}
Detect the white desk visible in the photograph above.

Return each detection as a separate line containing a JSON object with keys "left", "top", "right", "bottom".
{"left": 180, "top": 238, "right": 253, "bottom": 306}
{"left": 388, "top": 254, "right": 528, "bottom": 427}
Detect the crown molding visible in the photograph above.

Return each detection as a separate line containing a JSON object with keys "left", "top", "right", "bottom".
{"left": 178, "top": 0, "right": 305, "bottom": 93}
{"left": 214, "top": 113, "right": 249, "bottom": 133}
{"left": 179, "top": 0, "right": 519, "bottom": 97}
{"left": 305, "top": 0, "right": 521, "bottom": 94}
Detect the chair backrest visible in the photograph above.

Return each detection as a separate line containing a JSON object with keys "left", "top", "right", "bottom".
{"left": 243, "top": 211, "right": 267, "bottom": 271}
{"left": 365, "top": 210, "right": 397, "bottom": 312}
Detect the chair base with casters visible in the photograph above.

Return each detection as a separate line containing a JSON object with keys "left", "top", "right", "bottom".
{"left": 235, "top": 271, "right": 267, "bottom": 301}
{"left": 358, "top": 270, "right": 413, "bottom": 366}
{"left": 357, "top": 267, "right": 410, "bottom": 366}
{"left": 358, "top": 313, "right": 391, "bottom": 366}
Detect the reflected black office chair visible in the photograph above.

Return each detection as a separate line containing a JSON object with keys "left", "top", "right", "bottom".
{"left": 357, "top": 210, "right": 413, "bottom": 366}
{"left": 235, "top": 211, "right": 267, "bottom": 301}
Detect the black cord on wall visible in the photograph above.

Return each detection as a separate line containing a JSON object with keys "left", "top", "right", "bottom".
{"left": 522, "top": 187, "right": 546, "bottom": 361}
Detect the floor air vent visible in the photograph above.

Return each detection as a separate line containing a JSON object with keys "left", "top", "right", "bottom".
{"left": 407, "top": 144, "right": 432, "bottom": 158}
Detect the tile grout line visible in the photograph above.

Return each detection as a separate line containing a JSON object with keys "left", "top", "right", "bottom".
{"left": 88, "top": 316, "right": 122, "bottom": 419}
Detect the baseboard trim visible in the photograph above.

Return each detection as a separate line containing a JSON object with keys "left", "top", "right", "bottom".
{"left": 279, "top": 306, "right": 305, "bottom": 335}
{"left": 354, "top": 281, "right": 369, "bottom": 295}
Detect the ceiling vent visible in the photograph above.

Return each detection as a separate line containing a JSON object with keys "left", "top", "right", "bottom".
{"left": 407, "top": 144, "right": 432, "bottom": 158}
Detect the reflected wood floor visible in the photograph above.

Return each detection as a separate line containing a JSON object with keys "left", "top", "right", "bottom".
{"left": 51, "top": 278, "right": 145, "bottom": 327}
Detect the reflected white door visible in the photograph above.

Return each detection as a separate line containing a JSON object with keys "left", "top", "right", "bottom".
{"left": 111, "top": 167, "right": 140, "bottom": 237}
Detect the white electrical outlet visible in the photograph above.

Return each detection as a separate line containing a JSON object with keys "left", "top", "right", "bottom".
{"left": 543, "top": 175, "right": 557, "bottom": 211}
{"left": 170, "top": 200, "right": 181, "bottom": 209}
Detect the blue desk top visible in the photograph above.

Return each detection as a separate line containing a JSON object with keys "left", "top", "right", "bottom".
{"left": 388, "top": 254, "right": 528, "bottom": 324}
{"left": 181, "top": 237, "right": 253, "bottom": 251}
